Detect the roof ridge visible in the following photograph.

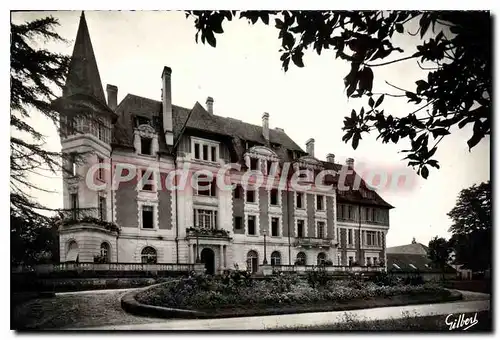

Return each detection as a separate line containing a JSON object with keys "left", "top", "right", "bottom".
{"left": 122, "top": 93, "right": 193, "bottom": 111}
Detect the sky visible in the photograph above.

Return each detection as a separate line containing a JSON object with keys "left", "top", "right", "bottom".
{"left": 11, "top": 10, "right": 490, "bottom": 247}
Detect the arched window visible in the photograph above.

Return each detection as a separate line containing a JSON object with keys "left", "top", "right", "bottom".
{"left": 141, "top": 246, "right": 157, "bottom": 264}
{"left": 100, "top": 242, "right": 110, "bottom": 263}
{"left": 317, "top": 252, "right": 327, "bottom": 266}
{"left": 270, "top": 251, "right": 281, "bottom": 266}
{"left": 247, "top": 250, "right": 258, "bottom": 273}
{"left": 66, "top": 240, "right": 79, "bottom": 263}
{"left": 296, "top": 252, "right": 306, "bottom": 265}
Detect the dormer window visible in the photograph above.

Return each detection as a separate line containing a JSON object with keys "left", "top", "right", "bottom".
{"left": 140, "top": 137, "right": 152, "bottom": 155}
{"left": 194, "top": 143, "right": 200, "bottom": 159}
{"left": 250, "top": 158, "right": 259, "bottom": 171}
{"left": 135, "top": 123, "right": 157, "bottom": 157}
{"left": 202, "top": 145, "right": 208, "bottom": 161}
{"left": 135, "top": 116, "right": 151, "bottom": 127}
{"left": 211, "top": 146, "right": 217, "bottom": 162}
{"left": 266, "top": 161, "right": 274, "bottom": 175}
{"left": 192, "top": 138, "right": 219, "bottom": 163}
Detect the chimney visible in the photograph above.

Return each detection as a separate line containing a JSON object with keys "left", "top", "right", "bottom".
{"left": 326, "top": 153, "right": 335, "bottom": 163}
{"left": 206, "top": 96, "right": 214, "bottom": 114}
{"left": 306, "top": 138, "right": 315, "bottom": 157}
{"left": 412, "top": 237, "right": 416, "bottom": 244}
{"left": 106, "top": 84, "right": 117, "bottom": 110}
{"left": 262, "top": 112, "right": 269, "bottom": 141}
{"left": 162, "top": 66, "right": 174, "bottom": 146}
{"left": 346, "top": 157, "right": 354, "bottom": 169}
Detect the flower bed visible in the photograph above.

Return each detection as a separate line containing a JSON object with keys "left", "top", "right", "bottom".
{"left": 134, "top": 272, "right": 459, "bottom": 317}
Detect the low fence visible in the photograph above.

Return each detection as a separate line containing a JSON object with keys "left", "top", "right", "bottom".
{"left": 270, "top": 264, "right": 385, "bottom": 274}
{"left": 12, "top": 262, "right": 197, "bottom": 274}
{"left": 11, "top": 262, "right": 206, "bottom": 292}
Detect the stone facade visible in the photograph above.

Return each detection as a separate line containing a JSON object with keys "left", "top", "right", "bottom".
{"left": 55, "top": 12, "right": 393, "bottom": 273}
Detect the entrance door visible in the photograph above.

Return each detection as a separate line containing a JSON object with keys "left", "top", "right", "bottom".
{"left": 200, "top": 248, "right": 215, "bottom": 275}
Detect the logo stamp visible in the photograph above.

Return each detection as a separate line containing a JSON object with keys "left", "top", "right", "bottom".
{"left": 445, "top": 312, "right": 479, "bottom": 331}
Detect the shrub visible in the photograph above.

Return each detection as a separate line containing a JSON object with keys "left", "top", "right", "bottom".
{"left": 403, "top": 274, "right": 425, "bottom": 286}
{"left": 136, "top": 272, "right": 450, "bottom": 310}
{"left": 306, "top": 267, "right": 332, "bottom": 288}
{"left": 372, "top": 272, "right": 400, "bottom": 286}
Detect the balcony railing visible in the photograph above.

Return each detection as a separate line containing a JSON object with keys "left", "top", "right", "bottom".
{"left": 185, "top": 227, "right": 231, "bottom": 239}
{"left": 12, "top": 262, "right": 198, "bottom": 274}
{"left": 293, "top": 237, "right": 337, "bottom": 248}
{"left": 270, "top": 264, "right": 385, "bottom": 273}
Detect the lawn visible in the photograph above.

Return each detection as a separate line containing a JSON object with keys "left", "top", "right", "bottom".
{"left": 277, "top": 311, "right": 492, "bottom": 331}
{"left": 135, "top": 271, "right": 460, "bottom": 318}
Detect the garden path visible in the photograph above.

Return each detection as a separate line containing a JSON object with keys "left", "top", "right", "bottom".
{"left": 78, "top": 290, "right": 490, "bottom": 331}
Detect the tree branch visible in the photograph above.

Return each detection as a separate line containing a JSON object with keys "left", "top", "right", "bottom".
{"left": 364, "top": 54, "right": 418, "bottom": 67}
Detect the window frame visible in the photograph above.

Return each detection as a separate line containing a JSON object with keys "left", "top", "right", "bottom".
{"left": 297, "top": 219, "right": 305, "bottom": 238}
{"left": 194, "top": 209, "right": 217, "bottom": 229}
{"left": 247, "top": 215, "right": 257, "bottom": 235}
{"left": 316, "top": 194, "right": 325, "bottom": 211}
{"left": 140, "top": 137, "right": 153, "bottom": 155}
{"left": 296, "top": 192, "right": 304, "bottom": 209}
{"left": 141, "top": 246, "right": 157, "bottom": 264}
{"left": 141, "top": 205, "right": 155, "bottom": 229}
{"left": 271, "top": 217, "right": 280, "bottom": 237}
{"left": 270, "top": 189, "right": 279, "bottom": 206}
{"left": 191, "top": 137, "right": 220, "bottom": 163}
{"left": 270, "top": 251, "right": 281, "bottom": 266}
{"left": 246, "top": 189, "right": 256, "bottom": 203}
{"left": 317, "top": 221, "right": 325, "bottom": 239}
{"left": 98, "top": 195, "right": 106, "bottom": 221}
{"left": 140, "top": 169, "right": 155, "bottom": 192}
{"left": 70, "top": 193, "right": 79, "bottom": 220}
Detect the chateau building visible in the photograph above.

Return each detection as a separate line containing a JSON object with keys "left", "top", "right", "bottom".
{"left": 54, "top": 12, "right": 393, "bottom": 274}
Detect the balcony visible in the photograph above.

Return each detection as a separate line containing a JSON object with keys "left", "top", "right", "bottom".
{"left": 57, "top": 216, "right": 120, "bottom": 235}
{"left": 294, "top": 237, "right": 337, "bottom": 248}
{"left": 185, "top": 227, "right": 231, "bottom": 240}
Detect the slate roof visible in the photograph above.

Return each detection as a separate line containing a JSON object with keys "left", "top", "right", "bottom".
{"left": 387, "top": 242, "right": 456, "bottom": 273}
{"left": 387, "top": 242, "right": 429, "bottom": 255}
{"left": 112, "top": 95, "right": 394, "bottom": 209}
{"left": 62, "top": 12, "right": 107, "bottom": 105}
{"left": 387, "top": 253, "right": 456, "bottom": 273}
{"left": 113, "top": 94, "right": 304, "bottom": 154}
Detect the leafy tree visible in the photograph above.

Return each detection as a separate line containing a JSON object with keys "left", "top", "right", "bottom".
{"left": 186, "top": 10, "right": 491, "bottom": 178}
{"left": 447, "top": 181, "right": 491, "bottom": 271}
{"left": 11, "top": 213, "right": 60, "bottom": 266}
{"left": 427, "top": 236, "right": 452, "bottom": 279}
{"left": 448, "top": 181, "right": 491, "bottom": 234}
{"left": 11, "top": 16, "right": 70, "bottom": 222}
{"left": 10, "top": 16, "right": 95, "bottom": 264}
